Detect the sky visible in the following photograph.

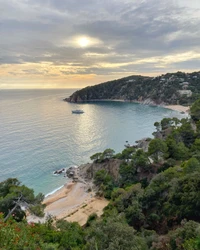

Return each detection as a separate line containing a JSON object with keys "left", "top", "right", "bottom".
{"left": 0, "top": 0, "right": 200, "bottom": 89}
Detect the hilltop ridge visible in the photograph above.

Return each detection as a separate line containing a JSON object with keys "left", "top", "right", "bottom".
{"left": 65, "top": 71, "right": 200, "bottom": 106}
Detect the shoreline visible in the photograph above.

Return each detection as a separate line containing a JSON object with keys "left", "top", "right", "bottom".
{"left": 45, "top": 184, "right": 64, "bottom": 198}
{"left": 28, "top": 101, "right": 190, "bottom": 224}
{"left": 66, "top": 98, "right": 190, "bottom": 113}
{"left": 28, "top": 179, "right": 109, "bottom": 226}
{"left": 163, "top": 104, "right": 190, "bottom": 113}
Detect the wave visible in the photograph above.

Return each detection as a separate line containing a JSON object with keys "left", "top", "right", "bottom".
{"left": 45, "top": 185, "right": 64, "bottom": 198}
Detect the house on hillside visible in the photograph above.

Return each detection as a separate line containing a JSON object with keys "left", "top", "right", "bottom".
{"left": 178, "top": 90, "right": 192, "bottom": 97}
{"left": 127, "top": 79, "right": 135, "bottom": 83}
{"left": 179, "top": 82, "right": 190, "bottom": 90}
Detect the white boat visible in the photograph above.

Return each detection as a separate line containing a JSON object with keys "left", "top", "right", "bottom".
{"left": 72, "top": 109, "right": 84, "bottom": 114}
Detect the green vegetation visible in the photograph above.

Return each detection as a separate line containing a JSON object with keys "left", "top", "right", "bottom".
{"left": 0, "top": 178, "right": 45, "bottom": 222}
{"left": 148, "top": 138, "right": 168, "bottom": 162}
{"left": 90, "top": 148, "right": 115, "bottom": 163}
{"left": 190, "top": 99, "right": 200, "bottom": 121}
{"left": 66, "top": 71, "right": 200, "bottom": 105}
{"left": 94, "top": 169, "right": 115, "bottom": 198}
{"left": 2, "top": 98, "right": 200, "bottom": 249}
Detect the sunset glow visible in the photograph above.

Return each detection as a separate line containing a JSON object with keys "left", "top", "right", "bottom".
{"left": 0, "top": 0, "right": 200, "bottom": 89}
{"left": 78, "top": 37, "right": 90, "bottom": 47}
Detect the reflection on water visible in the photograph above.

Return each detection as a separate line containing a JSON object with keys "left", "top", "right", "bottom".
{"left": 0, "top": 89, "right": 186, "bottom": 194}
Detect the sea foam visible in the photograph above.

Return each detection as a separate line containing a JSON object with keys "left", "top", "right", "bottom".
{"left": 45, "top": 185, "right": 64, "bottom": 198}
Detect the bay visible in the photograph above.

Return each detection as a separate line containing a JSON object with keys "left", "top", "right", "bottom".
{"left": 0, "top": 89, "right": 185, "bottom": 195}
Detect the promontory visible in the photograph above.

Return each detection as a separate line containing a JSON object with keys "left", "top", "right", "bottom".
{"left": 64, "top": 71, "right": 200, "bottom": 106}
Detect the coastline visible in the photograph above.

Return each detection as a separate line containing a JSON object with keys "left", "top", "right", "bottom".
{"left": 66, "top": 97, "right": 190, "bottom": 113}
{"left": 45, "top": 184, "right": 64, "bottom": 198}
{"left": 27, "top": 180, "right": 109, "bottom": 226}
{"left": 163, "top": 104, "right": 190, "bottom": 113}
{"left": 27, "top": 101, "right": 190, "bottom": 225}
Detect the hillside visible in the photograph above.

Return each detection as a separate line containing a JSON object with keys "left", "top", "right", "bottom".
{"left": 65, "top": 71, "right": 200, "bottom": 105}
{"left": 2, "top": 99, "right": 200, "bottom": 249}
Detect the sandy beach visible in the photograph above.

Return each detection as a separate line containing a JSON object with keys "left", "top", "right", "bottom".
{"left": 27, "top": 181, "right": 109, "bottom": 226}
{"left": 163, "top": 105, "right": 190, "bottom": 113}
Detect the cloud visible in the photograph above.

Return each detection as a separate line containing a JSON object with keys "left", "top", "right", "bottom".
{"left": 0, "top": 0, "right": 200, "bottom": 88}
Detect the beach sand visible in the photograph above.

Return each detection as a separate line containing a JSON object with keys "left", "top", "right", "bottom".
{"left": 67, "top": 197, "right": 109, "bottom": 226}
{"left": 164, "top": 105, "right": 190, "bottom": 113}
{"left": 27, "top": 181, "right": 109, "bottom": 225}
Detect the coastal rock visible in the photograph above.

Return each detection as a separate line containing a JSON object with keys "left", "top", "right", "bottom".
{"left": 66, "top": 166, "right": 80, "bottom": 181}
{"left": 79, "top": 159, "right": 122, "bottom": 181}
{"left": 135, "top": 138, "right": 151, "bottom": 152}
{"left": 53, "top": 168, "right": 65, "bottom": 175}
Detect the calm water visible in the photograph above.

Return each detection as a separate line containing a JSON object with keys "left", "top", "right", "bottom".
{"left": 0, "top": 89, "right": 185, "bottom": 195}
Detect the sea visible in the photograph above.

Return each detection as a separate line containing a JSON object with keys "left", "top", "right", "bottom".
{"left": 0, "top": 89, "right": 187, "bottom": 195}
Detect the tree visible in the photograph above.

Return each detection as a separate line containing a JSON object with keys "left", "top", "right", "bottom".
{"left": 56, "top": 220, "right": 85, "bottom": 249}
{"left": 120, "top": 147, "right": 135, "bottom": 160}
{"left": 161, "top": 118, "right": 173, "bottom": 130}
{"left": 132, "top": 149, "right": 150, "bottom": 170}
{"left": 166, "top": 137, "right": 177, "bottom": 159}
{"left": 154, "top": 121, "right": 161, "bottom": 132}
{"left": 190, "top": 98, "right": 200, "bottom": 121}
{"left": 84, "top": 217, "right": 148, "bottom": 250}
{"left": 90, "top": 149, "right": 115, "bottom": 163}
{"left": 171, "top": 117, "right": 181, "bottom": 128}
{"left": 102, "top": 148, "right": 115, "bottom": 160}
{"left": 148, "top": 139, "right": 168, "bottom": 162}
{"left": 90, "top": 152, "right": 103, "bottom": 162}
{"left": 160, "top": 117, "right": 181, "bottom": 131}
{"left": 94, "top": 170, "right": 112, "bottom": 186}
{"left": 182, "top": 157, "right": 200, "bottom": 174}
{"left": 178, "top": 121, "right": 195, "bottom": 147}
{"left": 173, "top": 142, "right": 190, "bottom": 160}
{"left": 0, "top": 178, "right": 45, "bottom": 221}
{"left": 191, "top": 139, "right": 200, "bottom": 158}
{"left": 0, "top": 213, "right": 43, "bottom": 249}
{"left": 111, "top": 184, "right": 145, "bottom": 229}
{"left": 169, "top": 172, "right": 200, "bottom": 221}
{"left": 119, "top": 162, "right": 137, "bottom": 187}
{"left": 94, "top": 170, "right": 114, "bottom": 198}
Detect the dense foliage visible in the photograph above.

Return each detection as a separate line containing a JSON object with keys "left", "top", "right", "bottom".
{"left": 0, "top": 178, "right": 45, "bottom": 222}
{"left": 2, "top": 98, "right": 200, "bottom": 249}
{"left": 66, "top": 71, "right": 200, "bottom": 105}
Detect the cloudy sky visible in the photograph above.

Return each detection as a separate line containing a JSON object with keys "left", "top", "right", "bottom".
{"left": 1, "top": 0, "right": 200, "bottom": 89}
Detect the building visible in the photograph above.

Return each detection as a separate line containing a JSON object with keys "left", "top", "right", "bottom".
{"left": 178, "top": 90, "right": 192, "bottom": 97}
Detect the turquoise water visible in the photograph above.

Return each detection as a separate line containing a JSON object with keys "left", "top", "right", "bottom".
{"left": 0, "top": 89, "right": 186, "bottom": 195}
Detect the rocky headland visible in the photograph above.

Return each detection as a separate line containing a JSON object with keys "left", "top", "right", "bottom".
{"left": 64, "top": 71, "right": 200, "bottom": 107}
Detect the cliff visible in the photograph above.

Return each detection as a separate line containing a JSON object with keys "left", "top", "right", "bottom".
{"left": 64, "top": 71, "right": 200, "bottom": 105}
{"left": 78, "top": 158, "right": 122, "bottom": 182}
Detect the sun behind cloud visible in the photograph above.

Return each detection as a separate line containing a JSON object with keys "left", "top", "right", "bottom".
{"left": 69, "top": 35, "right": 102, "bottom": 48}
{"left": 78, "top": 37, "right": 90, "bottom": 47}
{"left": 61, "top": 35, "right": 103, "bottom": 49}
